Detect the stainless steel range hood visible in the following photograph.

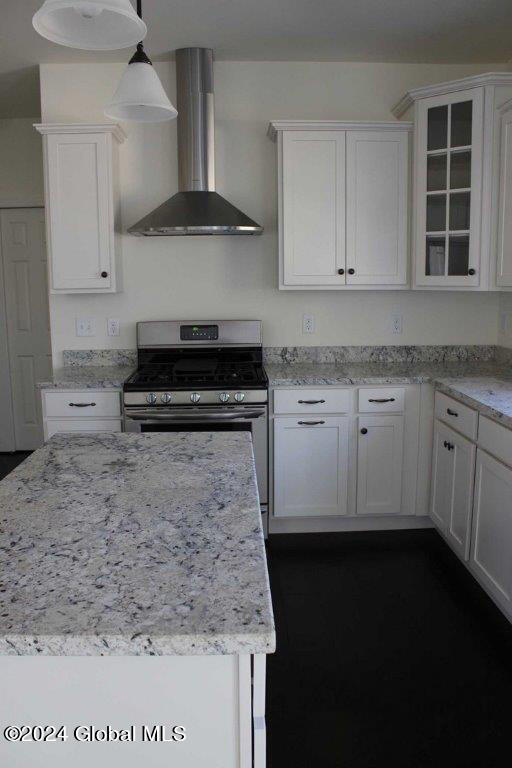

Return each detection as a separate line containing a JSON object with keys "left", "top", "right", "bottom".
{"left": 128, "top": 48, "right": 263, "bottom": 236}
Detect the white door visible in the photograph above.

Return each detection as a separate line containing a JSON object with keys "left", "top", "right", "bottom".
{"left": 282, "top": 131, "right": 346, "bottom": 286}
{"left": 470, "top": 449, "right": 512, "bottom": 617}
{"left": 430, "top": 421, "right": 454, "bottom": 530}
{"left": 46, "top": 132, "right": 113, "bottom": 292}
{"left": 274, "top": 416, "right": 349, "bottom": 517}
{"left": 414, "top": 87, "right": 483, "bottom": 288}
{"left": 346, "top": 130, "right": 408, "bottom": 285}
{"left": 0, "top": 209, "right": 52, "bottom": 450}
{"left": 445, "top": 428, "right": 476, "bottom": 560}
{"left": 497, "top": 106, "right": 512, "bottom": 286}
{"left": 357, "top": 415, "right": 404, "bottom": 515}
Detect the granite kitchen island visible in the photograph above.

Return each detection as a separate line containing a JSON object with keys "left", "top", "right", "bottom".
{"left": 0, "top": 432, "right": 274, "bottom": 768}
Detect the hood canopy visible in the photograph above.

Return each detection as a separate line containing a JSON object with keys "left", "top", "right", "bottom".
{"left": 128, "top": 47, "right": 263, "bottom": 237}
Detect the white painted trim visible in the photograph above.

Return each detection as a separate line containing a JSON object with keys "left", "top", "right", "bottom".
{"left": 269, "top": 515, "right": 433, "bottom": 534}
{"left": 392, "top": 72, "right": 512, "bottom": 118}
{"left": 252, "top": 655, "right": 267, "bottom": 768}
{"left": 237, "top": 655, "right": 252, "bottom": 768}
{"left": 34, "top": 123, "right": 127, "bottom": 144}
{"left": 267, "top": 120, "right": 413, "bottom": 141}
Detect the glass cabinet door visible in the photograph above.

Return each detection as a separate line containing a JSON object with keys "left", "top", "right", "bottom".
{"left": 416, "top": 88, "right": 483, "bottom": 287}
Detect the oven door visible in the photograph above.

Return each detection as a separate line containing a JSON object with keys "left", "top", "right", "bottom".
{"left": 124, "top": 405, "right": 268, "bottom": 506}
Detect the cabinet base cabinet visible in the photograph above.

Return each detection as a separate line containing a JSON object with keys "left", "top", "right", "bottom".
{"left": 273, "top": 416, "right": 349, "bottom": 517}
{"left": 357, "top": 415, "right": 404, "bottom": 516}
{"left": 430, "top": 421, "right": 475, "bottom": 560}
{"left": 470, "top": 450, "right": 512, "bottom": 618}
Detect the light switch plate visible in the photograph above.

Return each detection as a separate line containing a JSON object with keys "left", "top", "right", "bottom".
{"left": 75, "top": 317, "right": 95, "bottom": 337}
{"left": 107, "top": 318, "right": 120, "bottom": 337}
{"left": 391, "top": 314, "right": 403, "bottom": 335}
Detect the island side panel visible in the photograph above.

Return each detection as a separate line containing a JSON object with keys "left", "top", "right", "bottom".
{"left": 0, "top": 654, "right": 253, "bottom": 768}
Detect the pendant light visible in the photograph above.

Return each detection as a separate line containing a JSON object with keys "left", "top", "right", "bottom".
{"left": 104, "top": 1, "right": 177, "bottom": 123}
{"left": 32, "top": 0, "right": 147, "bottom": 50}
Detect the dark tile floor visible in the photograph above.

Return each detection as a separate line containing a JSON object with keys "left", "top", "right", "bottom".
{"left": 266, "top": 531, "right": 512, "bottom": 768}
{"left": 0, "top": 452, "right": 32, "bottom": 480}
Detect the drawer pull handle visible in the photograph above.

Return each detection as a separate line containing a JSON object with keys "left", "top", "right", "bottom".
{"left": 69, "top": 402, "right": 97, "bottom": 408}
{"left": 368, "top": 397, "right": 396, "bottom": 403}
{"left": 446, "top": 408, "right": 458, "bottom": 417}
{"left": 298, "top": 420, "right": 325, "bottom": 426}
{"left": 297, "top": 399, "right": 326, "bottom": 405}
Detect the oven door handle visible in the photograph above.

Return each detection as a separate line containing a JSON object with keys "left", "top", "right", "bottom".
{"left": 125, "top": 409, "right": 266, "bottom": 422}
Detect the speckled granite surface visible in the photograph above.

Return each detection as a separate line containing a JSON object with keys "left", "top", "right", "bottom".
{"left": 63, "top": 349, "right": 137, "bottom": 367}
{"left": 263, "top": 344, "right": 496, "bottom": 365}
{"left": 265, "top": 360, "right": 505, "bottom": 387}
{"left": 37, "top": 365, "right": 135, "bottom": 390}
{"left": 0, "top": 432, "right": 275, "bottom": 657}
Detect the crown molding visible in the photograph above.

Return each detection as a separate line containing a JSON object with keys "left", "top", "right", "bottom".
{"left": 267, "top": 119, "right": 413, "bottom": 141}
{"left": 391, "top": 72, "right": 512, "bottom": 118}
{"left": 34, "top": 123, "right": 127, "bottom": 144}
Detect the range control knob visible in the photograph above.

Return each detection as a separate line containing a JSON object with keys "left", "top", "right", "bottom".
{"left": 234, "top": 392, "right": 245, "bottom": 403}
{"left": 190, "top": 392, "right": 201, "bottom": 403}
{"left": 219, "top": 393, "right": 230, "bottom": 403}
{"left": 146, "top": 393, "right": 157, "bottom": 405}
{"left": 161, "top": 392, "right": 172, "bottom": 404}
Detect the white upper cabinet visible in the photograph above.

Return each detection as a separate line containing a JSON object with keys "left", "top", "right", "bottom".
{"left": 35, "top": 124, "right": 126, "bottom": 294}
{"left": 393, "top": 72, "right": 512, "bottom": 291}
{"left": 414, "top": 89, "right": 483, "bottom": 289}
{"left": 346, "top": 131, "right": 408, "bottom": 285}
{"left": 281, "top": 130, "right": 345, "bottom": 286}
{"left": 269, "top": 121, "right": 411, "bottom": 290}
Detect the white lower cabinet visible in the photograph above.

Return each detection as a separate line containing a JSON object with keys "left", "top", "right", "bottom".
{"left": 430, "top": 421, "right": 476, "bottom": 560}
{"left": 357, "top": 415, "right": 404, "bottom": 515}
{"left": 273, "top": 416, "right": 349, "bottom": 517}
{"left": 42, "top": 389, "right": 122, "bottom": 440}
{"left": 470, "top": 449, "right": 512, "bottom": 617}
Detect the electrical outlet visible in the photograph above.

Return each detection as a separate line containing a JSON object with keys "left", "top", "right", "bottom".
{"left": 500, "top": 313, "right": 507, "bottom": 333}
{"left": 107, "top": 318, "right": 120, "bottom": 337}
{"left": 302, "top": 314, "right": 315, "bottom": 334}
{"left": 391, "top": 314, "right": 403, "bottom": 335}
{"left": 75, "top": 317, "right": 95, "bottom": 337}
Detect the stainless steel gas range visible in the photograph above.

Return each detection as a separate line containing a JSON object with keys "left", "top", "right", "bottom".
{"left": 123, "top": 320, "right": 268, "bottom": 518}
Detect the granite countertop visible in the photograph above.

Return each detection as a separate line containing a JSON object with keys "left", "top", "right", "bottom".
{"left": 266, "top": 361, "right": 512, "bottom": 428}
{"left": 0, "top": 432, "right": 275, "bottom": 657}
{"left": 37, "top": 365, "right": 135, "bottom": 390}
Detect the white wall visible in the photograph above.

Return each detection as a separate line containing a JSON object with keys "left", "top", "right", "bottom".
{"left": 39, "top": 61, "right": 506, "bottom": 366}
{"left": 0, "top": 118, "right": 44, "bottom": 207}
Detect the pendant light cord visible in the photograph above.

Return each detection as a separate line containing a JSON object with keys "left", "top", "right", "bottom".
{"left": 137, "top": 0, "right": 142, "bottom": 19}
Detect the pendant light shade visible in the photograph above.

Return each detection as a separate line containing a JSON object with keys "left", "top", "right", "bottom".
{"left": 105, "top": 44, "right": 177, "bottom": 123}
{"left": 32, "top": 0, "right": 147, "bottom": 50}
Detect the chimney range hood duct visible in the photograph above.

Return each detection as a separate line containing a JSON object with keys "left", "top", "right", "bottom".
{"left": 128, "top": 47, "right": 263, "bottom": 236}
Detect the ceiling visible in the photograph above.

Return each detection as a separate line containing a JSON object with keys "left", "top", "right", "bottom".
{"left": 2, "top": 0, "right": 512, "bottom": 117}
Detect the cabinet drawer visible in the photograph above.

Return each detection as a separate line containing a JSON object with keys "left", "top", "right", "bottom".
{"left": 44, "top": 391, "right": 121, "bottom": 418}
{"left": 478, "top": 416, "right": 512, "bottom": 468}
{"left": 273, "top": 388, "right": 351, "bottom": 414}
{"left": 45, "top": 418, "right": 122, "bottom": 439}
{"left": 435, "top": 392, "right": 478, "bottom": 441}
{"left": 358, "top": 387, "right": 405, "bottom": 413}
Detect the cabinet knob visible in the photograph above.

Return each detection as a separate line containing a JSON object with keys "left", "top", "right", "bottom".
{"left": 337, "top": 268, "right": 345, "bottom": 275}
{"left": 468, "top": 268, "right": 476, "bottom": 276}
{"left": 348, "top": 268, "right": 355, "bottom": 275}
{"left": 101, "top": 271, "right": 109, "bottom": 278}
{"left": 360, "top": 428, "right": 368, "bottom": 435}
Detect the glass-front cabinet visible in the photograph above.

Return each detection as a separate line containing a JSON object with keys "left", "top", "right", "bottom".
{"left": 414, "top": 88, "right": 483, "bottom": 288}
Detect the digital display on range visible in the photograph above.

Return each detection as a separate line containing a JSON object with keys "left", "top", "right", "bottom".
{"left": 180, "top": 324, "right": 219, "bottom": 341}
